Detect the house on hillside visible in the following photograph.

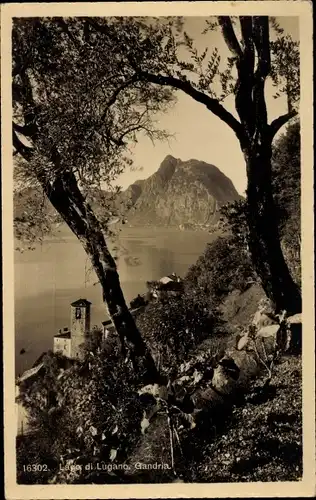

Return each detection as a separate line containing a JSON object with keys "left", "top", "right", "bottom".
{"left": 147, "top": 273, "right": 183, "bottom": 299}
{"left": 101, "top": 319, "right": 116, "bottom": 341}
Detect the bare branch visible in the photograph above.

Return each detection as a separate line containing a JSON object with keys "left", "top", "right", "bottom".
{"left": 269, "top": 110, "right": 297, "bottom": 139}
{"left": 138, "top": 71, "right": 245, "bottom": 144}
{"left": 251, "top": 17, "right": 271, "bottom": 131}
{"left": 240, "top": 17, "right": 255, "bottom": 74}
{"left": 253, "top": 16, "right": 271, "bottom": 79}
{"left": 218, "top": 17, "right": 243, "bottom": 59}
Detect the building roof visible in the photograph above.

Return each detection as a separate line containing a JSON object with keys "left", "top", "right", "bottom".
{"left": 54, "top": 331, "right": 71, "bottom": 339}
{"left": 32, "top": 352, "right": 47, "bottom": 367}
{"left": 102, "top": 319, "right": 113, "bottom": 326}
{"left": 71, "top": 298, "right": 92, "bottom": 307}
{"left": 18, "top": 363, "right": 44, "bottom": 383}
{"left": 159, "top": 276, "right": 174, "bottom": 285}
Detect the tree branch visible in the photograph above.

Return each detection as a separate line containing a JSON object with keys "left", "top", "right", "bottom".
{"left": 269, "top": 110, "right": 297, "bottom": 139}
{"left": 100, "top": 74, "right": 138, "bottom": 121}
{"left": 252, "top": 17, "right": 271, "bottom": 131}
{"left": 138, "top": 71, "right": 245, "bottom": 144}
{"left": 13, "top": 120, "right": 36, "bottom": 138}
{"left": 218, "top": 17, "right": 243, "bottom": 59}
{"left": 253, "top": 16, "right": 271, "bottom": 79}
{"left": 232, "top": 17, "right": 256, "bottom": 137}
{"left": 12, "top": 127, "right": 34, "bottom": 161}
{"left": 240, "top": 17, "right": 255, "bottom": 74}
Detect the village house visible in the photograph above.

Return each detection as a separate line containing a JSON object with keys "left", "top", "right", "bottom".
{"left": 148, "top": 273, "right": 183, "bottom": 299}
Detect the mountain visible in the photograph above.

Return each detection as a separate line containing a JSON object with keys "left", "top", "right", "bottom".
{"left": 121, "top": 155, "right": 241, "bottom": 227}
{"left": 13, "top": 156, "right": 241, "bottom": 231}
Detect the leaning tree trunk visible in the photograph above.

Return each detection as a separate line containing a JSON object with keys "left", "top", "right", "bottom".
{"left": 39, "top": 169, "right": 160, "bottom": 384}
{"left": 244, "top": 141, "right": 302, "bottom": 315}
{"left": 12, "top": 61, "right": 159, "bottom": 382}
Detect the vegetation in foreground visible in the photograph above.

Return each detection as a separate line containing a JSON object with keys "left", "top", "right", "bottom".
{"left": 185, "top": 355, "right": 302, "bottom": 483}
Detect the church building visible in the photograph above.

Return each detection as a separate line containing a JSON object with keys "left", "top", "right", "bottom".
{"left": 53, "top": 298, "right": 91, "bottom": 360}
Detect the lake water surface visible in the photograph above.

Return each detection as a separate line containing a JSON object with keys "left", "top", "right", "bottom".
{"left": 15, "top": 226, "right": 215, "bottom": 375}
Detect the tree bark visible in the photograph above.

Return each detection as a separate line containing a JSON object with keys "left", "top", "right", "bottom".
{"left": 244, "top": 141, "right": 302, "bottom": 315}
{"left": 38, "top": 169, "right": 160, "bottom": 384}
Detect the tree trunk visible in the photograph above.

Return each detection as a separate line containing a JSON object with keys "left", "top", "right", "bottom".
{"left": 39, "top": 170, "right": 160, "bottom": 384}
{"left": 244, "top": 142, "right": 301, "bottom": 315}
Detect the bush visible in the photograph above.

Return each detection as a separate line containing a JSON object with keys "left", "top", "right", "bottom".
{"left": 186, "top": 235, "right": 256, "bottom": 309}
{"left": 136, "top": 289, "right": 220, "bottom": 377}
{"left": 272, "top": 120, "right": 301, "bottom": 286}
{"left": 16, "top": 349, "right": 146, "bottom": 484}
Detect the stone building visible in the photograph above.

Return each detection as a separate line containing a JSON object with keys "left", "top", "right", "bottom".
{"left": 101, "top": 319, "right": 116, "bottom": 341}
{"left": 70, "top": 298, "right": 91, "bottom": 359}
{"left": 53, "top": 328, "right": 71, "bottom": 358}
{"left": 53, "top": 298, "right": 91, "bottom": 360}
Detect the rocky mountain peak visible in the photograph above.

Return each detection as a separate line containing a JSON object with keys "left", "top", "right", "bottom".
{"left": 122, "top": 156, "right": 241, "bottom": 227}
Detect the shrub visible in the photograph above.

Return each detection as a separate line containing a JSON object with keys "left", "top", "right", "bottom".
{"left": 16, "top": 349, "right": 145, "bottom": 484}
{"left": 136, "top": 289, "right": 220, "bottom": 377}
{"left": 186, "top": 235, "right": 256, "bottom": 309}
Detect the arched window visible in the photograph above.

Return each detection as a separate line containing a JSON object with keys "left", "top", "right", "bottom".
{"left": 75, "top": 307, "right": 81, "bottom": 319}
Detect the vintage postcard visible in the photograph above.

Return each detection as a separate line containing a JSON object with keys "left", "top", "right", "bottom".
{"left": 2, "top": 1, "right": 315, "bottom": 498}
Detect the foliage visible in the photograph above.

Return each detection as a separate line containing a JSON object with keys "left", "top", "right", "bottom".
{"left": 15, "top": 18, "right": 302, "bottom": 484}
{"left": 87, "top": 17, "right": 299, "bottom": 111}
{"left": 186, "top": 235, "right": 257, "bottom": 309}
{"left": 16, "top": 349, "right": 148, "bottom": 484}
{"left": 272, "top": 121, "right": 301, "bottom": 286}
{"left": 272, "top": 121, "right": 300, "bottom": 232}
{"left": 218, "top": 199, "right": 248, "bottom": 246}
{"left": 13, "top": 18, "right": 174, "bottom": 245}
{"left": 14, "top": 187, "right": 62, "bottom": 251}
{"left": 16, "top": 433, "right": 59, "bottom": 484}
{"left": 136, "top": 288, "right": 220, "bottom": 377}
{"left": 217, "top": 121, "right": 301, "bottom": 287}
{"left": 81, "top": 326, "right": 103, "bottom": 355}
{"left": 17, "top": 351, "right": 68, "bottom": 433}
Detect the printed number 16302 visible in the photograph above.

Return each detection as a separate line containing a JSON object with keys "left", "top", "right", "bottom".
{"left": 23, "top": 464, "right": 49, "bottom": 472}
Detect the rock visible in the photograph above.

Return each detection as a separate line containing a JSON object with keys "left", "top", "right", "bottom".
{"left": 287, "top": 313, "right": 302, "bottom": 324}
{"left": 237, "top": 334, "right": 249, "bottom": 351}
{"left": 257, "top": 324, "right": 280, "bottom": 338}
{"left": 286, "top": 315, "right": 302, "bottom": 353}
{"left": 252, "top": 298, "right": 276, "bottom": 329}
{"left": 212, "top": 363, "right": 238, "bottom": 396}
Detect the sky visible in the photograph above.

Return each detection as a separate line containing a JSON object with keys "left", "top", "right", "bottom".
{"left": 117, "top": 16, "right": 299, "bottom": 196}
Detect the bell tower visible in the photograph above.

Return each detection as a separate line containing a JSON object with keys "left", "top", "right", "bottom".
{"left": 70, "top": 298, "right": 91, "bottom": 360}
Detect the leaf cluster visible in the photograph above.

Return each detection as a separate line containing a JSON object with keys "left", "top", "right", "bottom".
{"left": 186, "top": 235, "right": 256, "bottom": 309}
{"left": 136, "top": 288, "right": 220, "bottom": 377}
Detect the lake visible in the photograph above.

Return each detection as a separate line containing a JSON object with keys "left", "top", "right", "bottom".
{"left": 15, "top": 226, "right": 216, "bottom": 376}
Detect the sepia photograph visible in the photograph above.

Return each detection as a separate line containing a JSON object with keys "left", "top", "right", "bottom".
{"left": 1, "top": 1, "right": 314, "bottom": 498}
